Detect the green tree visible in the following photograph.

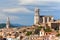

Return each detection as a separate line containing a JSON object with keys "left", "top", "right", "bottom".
{"left": 44, "top": 27, "right": 52, "bottom": 32}
{"left": 34, "top": 26, "right": 43, "bottom": 34}
{"left": 37, "top": 26, "right": 43, "bottom": 30}
{"left": 34, "top": 29, "right": 40, "bottom": 34}
{"left": 26, "top": 31, "right": 32, "bottom": 36}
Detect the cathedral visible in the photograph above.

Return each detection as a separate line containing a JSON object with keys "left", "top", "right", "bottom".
{"left": 34, "top": 8, "right": 60, "bottom": 29}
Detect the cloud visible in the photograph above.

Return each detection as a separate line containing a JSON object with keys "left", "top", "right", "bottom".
{"left": 0, "top": 15, "right": 19, "bottom": 21}
{"left": 19, "top": 0, "right": 40, "bottom": 5}
{"left": 40, "top": 0, "right": 60, "bottom": 2}
{"left": 0, "top": 12, "right": 20, "bottom": 22}
{"left": 0, "top": 0, "right": 19, "bottom": 8}
{"left": 2, "top": 7, "right": 32, "bottom": 13}
{"left": 18, "top": 0, "right": 60, "bottom": 5}
{"left": 41, "top": 6, "right": 60, "bottom": 12}
{"left": 41, "top": 9, "right": 55, "bottom": 12}
{"left": 9, "top": 16, "right": 20, "bottom": 21}
{"left": 0, "top": 14, "right": 6, "bottom": 20}
{"left": 50, "top": 7, "right": 60, "bottom": 10}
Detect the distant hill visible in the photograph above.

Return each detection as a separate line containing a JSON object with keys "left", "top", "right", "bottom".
{"left": 0, "top": 23, "right": 6, "bottom": 28}
{"left": 0, "top": 23, "right": 23, "bottom": 28}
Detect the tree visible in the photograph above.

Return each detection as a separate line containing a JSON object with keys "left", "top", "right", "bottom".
{"left": 34, "top": 26, "right": 43, "bottom": 34}
{"left": 34, "top": 29, "right": 40, "bottom": 34}
{"left": 44, "top": 27, "right": 52, "bottom": 32}
{"left": 37, "top": 26, "right": 43, "bottom": 30}
{"left": 26, "top": 31, "right": 32, "bottom": 36}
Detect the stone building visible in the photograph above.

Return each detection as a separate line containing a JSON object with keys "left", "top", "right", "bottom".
{"left": 34, "top": 8, "right": 60, "bottom": 29}
{"left": 39, "top": 28, "right": 45, "bottom": 36}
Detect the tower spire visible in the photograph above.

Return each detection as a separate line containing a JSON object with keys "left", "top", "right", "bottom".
{"left": 6, "top": 17, "right": 10, "bottom": 28}
{"left": 34, "top": 8, "right": 40, "bottom": 25}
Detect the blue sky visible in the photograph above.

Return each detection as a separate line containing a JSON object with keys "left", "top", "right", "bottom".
{"left": 0, "top": 0, "right": 60, "bottom": 25}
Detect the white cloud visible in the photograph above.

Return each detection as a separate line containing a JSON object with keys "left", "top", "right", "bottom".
{"left": 18, "top": 0, "right": 60, "bottom": 5}
{"left": 0, "top": 14, "right": 6, "bottom": 20}
{"left": 41, "top": 9, "right": 55, "bottom": 12}
{"left": 19, "top": 0, "right": 40, "bottom": 5}
{"left": 0, "top": 13, "right": 20, "bottom": 22}
{"left": 0, "top": 6, "right": 33, "bottom": 23}
{"left": 50, "top": 7, "right": 60, "bottom": 10}
{"left": 9, "top": 16, "right": 20, "bottom": 21}
{"left": 40, "top": 0, "right": 60, "bottom": 2}
{"left": 3, "top": 7, "right": 32, "bottom": 13}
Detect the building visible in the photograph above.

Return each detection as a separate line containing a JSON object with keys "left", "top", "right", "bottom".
{"left": 34, "top": 8, "right": 40, "bottom": 25}
{"left": 34, "top": 8, "right": 60, "bottom": 29}
{"left": 39, "top": 28, "right": 45, "bottom": 36}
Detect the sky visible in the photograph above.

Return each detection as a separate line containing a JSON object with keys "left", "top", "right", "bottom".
{"left": 0, "top": 0, "right": 60, "bottom": 25}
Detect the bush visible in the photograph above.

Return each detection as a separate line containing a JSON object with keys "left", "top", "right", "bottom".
{"left": 37, "top": 26, "right": 43, "bottom": 30}
{"left": 34, "top": 26, "right": 43, "bottom": 34}
{"left": 26, "top": 31, "right": 32, "bottom": 36}
{"left": 44, "top": 27, "right": 52, "bottom": 32}
{"left": 34, "top": 29, "right": 40, "bottom": 34}
{"left": 56, "top": 34, "right": 60, "bottom": 37}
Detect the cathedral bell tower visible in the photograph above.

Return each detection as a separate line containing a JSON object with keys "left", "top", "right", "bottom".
{"left": 34, "top": 8, "right": 40, "bottom": 25}
{"left": 6, "top": 17, "right": 10, "bottom": 28}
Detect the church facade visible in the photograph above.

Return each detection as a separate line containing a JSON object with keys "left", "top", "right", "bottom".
{"left": 34, "top": 8, "right": 60, "bottom": 29}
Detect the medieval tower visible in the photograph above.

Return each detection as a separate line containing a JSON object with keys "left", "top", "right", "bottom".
{"left": 6, "top": 17, "right": 10, "bottom": 28}
{"left": 34, "top": 8, "right": 40, "bottom": 25}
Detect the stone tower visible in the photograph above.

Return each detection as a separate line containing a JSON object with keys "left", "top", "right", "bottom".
{"left": 34, "top": 8, "right": 40, "bottom": 25}
{"left": 6, "top": 17, "right": 10, "bottom": 28}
